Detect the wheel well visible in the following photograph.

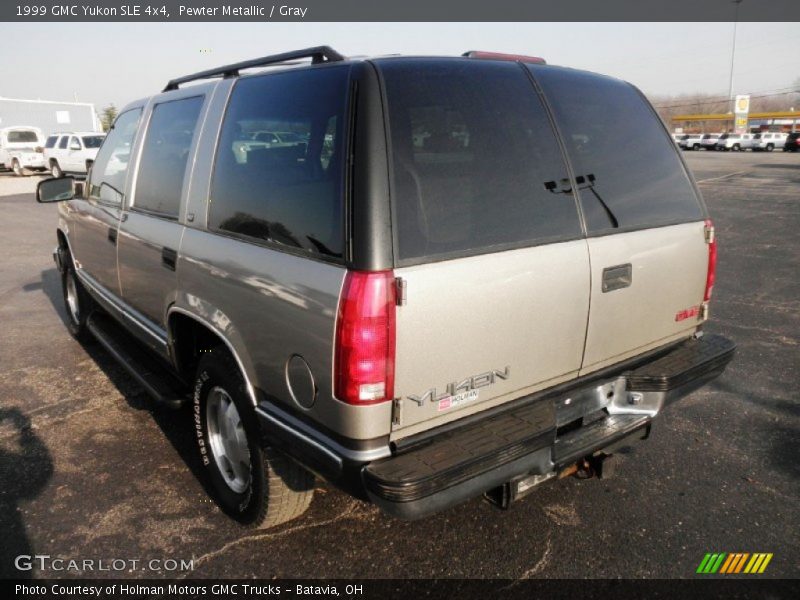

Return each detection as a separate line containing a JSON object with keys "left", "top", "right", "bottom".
{"left": 169, "top": 313, "right": 230, "bottom": 382}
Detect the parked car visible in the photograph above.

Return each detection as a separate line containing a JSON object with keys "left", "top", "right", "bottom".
{"left": 0, "top": 126, "right": 47, "bottom": 176}
{"left": 715, "top": 133, "right": 749, "bottom": 151}
{"left": 753, "top": 132, "right": 787, "bottom": 152}
{"left": 231, "top": 130, "right": 306, "bottom": 164}
{"left": 678, "top": 134, "right": 703, "bottom": 150}
{"left": 44, "top": 131, "right": 106, "bottom": 177}
{"left": 782, "top": 132, "right": 800, "bottom": 152}
{"left": 37, "top": 47, "right": 735, "bottom": 528}
{"left": 699, "top": 133, "right": 721, "bottom": 150}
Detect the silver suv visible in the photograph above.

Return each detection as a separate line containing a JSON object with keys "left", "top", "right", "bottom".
{"left": 38, "top": 47, "right": 735, "bottom": 527}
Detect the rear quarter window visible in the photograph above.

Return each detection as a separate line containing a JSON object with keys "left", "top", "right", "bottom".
{"left": 379, "top": 58, "right": 583, "bottom": 264}
{"left": 529, "top": 65, "right": 703, "bottom": 233}
{"left": 208, "top": 65, "right": 350, "bottom": 260}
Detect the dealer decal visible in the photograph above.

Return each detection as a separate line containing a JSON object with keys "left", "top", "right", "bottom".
{"left": 438, "top": 389, "right": 480, "bottom": 412}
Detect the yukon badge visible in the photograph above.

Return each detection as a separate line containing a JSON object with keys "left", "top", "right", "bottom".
{"left": 407, "top": 367, "right": 510, "bottom": 411}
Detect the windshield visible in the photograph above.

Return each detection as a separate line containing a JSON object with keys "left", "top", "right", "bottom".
{"left": 7, "top": 130, "right": 39, "bottom": 143}
{"left": 82, "top": 135, "right": 105, "bottom": 148}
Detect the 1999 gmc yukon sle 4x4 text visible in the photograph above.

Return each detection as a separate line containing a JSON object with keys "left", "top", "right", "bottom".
{"left": 37, "top": 47, "right": 736, "bottom": 528}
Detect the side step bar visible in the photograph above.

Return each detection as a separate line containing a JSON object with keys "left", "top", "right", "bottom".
{"left": 87, "top": 312, "right": 188, "bottom": 409}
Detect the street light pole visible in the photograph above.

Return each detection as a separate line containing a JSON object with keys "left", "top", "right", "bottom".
{"left": 727, "top": 0, "right": 743, "bottom": 123}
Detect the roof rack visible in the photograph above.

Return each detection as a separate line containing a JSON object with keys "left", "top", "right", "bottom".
{"left": 162, "top": 45, "right": 345, "bottom": 92}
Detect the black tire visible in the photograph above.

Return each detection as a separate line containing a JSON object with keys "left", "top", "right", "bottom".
{"left": 766, "top": 143, "right": 774, "bottom": 152}
{"left": 61, "top": 252, "right": 94, "bottom": 343}
{"left": 11, "top": 159, "right": 28, "bottom": 177}
{"left": 733, "top": 144, "right": 741, "bottom": 151}
{"left": 194, "top": 347, "right": 314, "bottom": 528}
{"left": 51, "top": 161, "right": 64, "bottom": 178}
{"left": 692, "top": 144, "right": 701, "bottom": 151}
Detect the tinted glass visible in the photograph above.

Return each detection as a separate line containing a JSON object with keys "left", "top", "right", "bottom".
{"left": 380, "top": 59, "right": 582, "bottom": 262}
{"left": 7, "top": 130, "right": 38, "bottom": 143}
{"left": 58, "top": 136, "right": 69, "bottom": 149}
{"left": 134, "top": 96, "right": 204, "bottom": 218}
{"left": 88, "top": 109, "right": 142, "bottom": 205}
{"left": 70, "top": 136, "right": 81, "bottom": 148}
{"left": 82, "top": 135, "right": 104, "bottom": 148}
{"left": 45, "top": 135, "right": 58, "bottom": 148}
{"left": 208, "top": 66, "right": 349, "bottom": 258}
{"left": 530, "top": 65, "right": 702, "bottom": 232}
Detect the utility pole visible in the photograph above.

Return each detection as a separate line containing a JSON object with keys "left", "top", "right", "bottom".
{"left": 727, "top": 0, "right": 743, "bottom": 124}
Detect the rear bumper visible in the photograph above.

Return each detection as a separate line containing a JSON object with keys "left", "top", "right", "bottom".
{"left": 362, "top": 333, "right": 735, "bottom": 520}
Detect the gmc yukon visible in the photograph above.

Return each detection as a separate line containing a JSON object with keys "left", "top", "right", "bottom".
{"left": 37, "top": 47, "right": 736, "bottom": 528}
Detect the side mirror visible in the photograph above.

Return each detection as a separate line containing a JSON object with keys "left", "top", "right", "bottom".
{"left": 37, "top": 176, "right": 75, "bottom": 203}
{"left": 70, "top": 143, "right": 81, "bottom": 151}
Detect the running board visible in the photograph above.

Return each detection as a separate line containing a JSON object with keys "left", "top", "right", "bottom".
{"left": 87, "top": 312, "right": 188, "bottom": 409}
{"left": 553, "top": 414, "right": 650, "bottom": 467}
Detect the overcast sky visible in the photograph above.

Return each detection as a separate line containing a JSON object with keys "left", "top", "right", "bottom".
{"left": 2, "top": 22, "right": 798, "bottom": 110}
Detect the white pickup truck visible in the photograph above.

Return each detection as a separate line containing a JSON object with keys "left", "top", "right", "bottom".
{"left": 0, "top": 126, "right": 47, "bottom": 176}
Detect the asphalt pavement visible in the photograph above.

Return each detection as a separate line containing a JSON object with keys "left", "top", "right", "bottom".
{"left": 0, "top": 151, "right": 798, "bottom": 580}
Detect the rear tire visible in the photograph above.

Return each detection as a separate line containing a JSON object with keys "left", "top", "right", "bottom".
{"left": 692, "top": 144, "right": 701, "bottom": 151}
{"left": 11, "top": 159, "right": 28, "bottom": 177}
{"left": 194, "top": 347, "right": 314, "bottom": 528}
{"left": 766, "top": 143, "right": 774, "bottom": 152}
{"left": 51, "top": 161, "right": 64, "bottom": 178}
{"left": 733, "top": 144, "right": 741, "bottom": 151}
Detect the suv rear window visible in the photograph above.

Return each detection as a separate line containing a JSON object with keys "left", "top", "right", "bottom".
{"left": 208, "top": 66, "right": 349, "bottom": 259}
{"left": 8, "top": 130, "right": 38, "bottom": 143}
{"left": 380, "top": 59, "right": 582, "bottom": 263}
{"left": 530, "top": 65, "right": 702, "bottom": 233}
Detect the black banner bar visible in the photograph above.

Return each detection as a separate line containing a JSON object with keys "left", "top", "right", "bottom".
{"left": 3, "top": 0, "right": 800, "bottom": 22}
{"left": 4, "top": 579, "right": 800, "bottom": 600}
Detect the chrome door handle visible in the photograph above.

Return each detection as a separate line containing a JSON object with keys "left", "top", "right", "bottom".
{"left": 602, "top": 263, "right": 632, "bottom": 292}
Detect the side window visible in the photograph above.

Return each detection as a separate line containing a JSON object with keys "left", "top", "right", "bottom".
{"left": 45, "top": 135, "right": 58, "bottom": 149}
{"left": 208, "top": 66, "right": 350, "bottom": 259}
{"left": 531, "top": 65, "right": 703, "bottom": 233}
{"left": 58, "top": 136, "right": 69, "bottom": 149}
{"left": 88, "top": 109, "right": 142, "bottom": 204}
{"left": 70, "top": 136, "right": 81, "bottom": 149}
{"left": 133, "top": 96, "right": 204, "bottom": 218}
{"left": 381, "top": 59, "right": 583, "bottom": 263}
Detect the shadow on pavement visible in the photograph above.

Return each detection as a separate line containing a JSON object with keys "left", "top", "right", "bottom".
{"left": 37, "top": 268, "right": 217, "bottom": 510}
{"left": 0, "top": 407, "right": 54, "bottom": 579}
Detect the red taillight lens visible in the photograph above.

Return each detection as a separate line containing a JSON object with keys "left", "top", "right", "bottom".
{"left": 334, "top": 270, "right": 396, "bottom": 405}
{"left": 704, "top": 219, "right": 717, "bottom": 303}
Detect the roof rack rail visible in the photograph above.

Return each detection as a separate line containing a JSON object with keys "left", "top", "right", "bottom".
{"left": 162, "top": 45, "right": 345, "bottom": 92}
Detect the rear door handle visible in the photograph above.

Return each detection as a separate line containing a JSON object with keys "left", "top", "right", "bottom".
{"left": 161, "top": 247, "right": 177, "bottom": 271}
{"left": 107, "top": 227, "right": 117, "bottom": 245}
{"left": 602, "top": 263, "right": 632, "bottom": 292}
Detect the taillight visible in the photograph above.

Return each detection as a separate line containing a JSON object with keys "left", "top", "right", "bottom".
{"left": 334, "top": 270, "right": 396, "bottom": 405}
{"left": 704, "top": 219, "right": 717, "bottom": 303}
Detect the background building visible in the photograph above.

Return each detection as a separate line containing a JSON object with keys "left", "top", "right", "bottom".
{"left": 0, "top": 97, "right": 100, "bottom": 135}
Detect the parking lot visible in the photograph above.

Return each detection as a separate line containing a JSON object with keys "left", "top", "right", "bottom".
{"left": 0, "top": 150, "right": 798, "bottom": 580}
